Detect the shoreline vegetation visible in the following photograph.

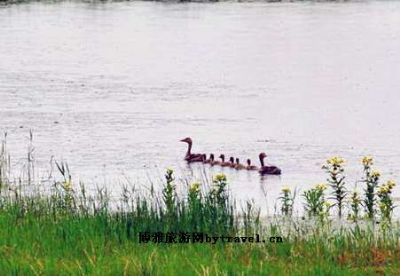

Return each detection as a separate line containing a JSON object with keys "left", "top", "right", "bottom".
{"left": 1, "top": 133, "right": 400, "bottom": 274}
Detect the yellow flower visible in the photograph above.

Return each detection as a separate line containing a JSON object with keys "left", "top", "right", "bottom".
{"left": 327, "top": 156, "right": 345, "bottom": 166}
{"left": 378, "top": 186, "right": 388, "bottom": 194}
{"left": 189, "top": 182, "right": 200, "bottom": 194}
{"left": 315, "top": 183, "right": 327, "bottom": 191}
{"left": 378, "top": 180, "right": 395, "bottom": 196}
{"left": 362, "top": 156, "right": 373, "bottom": 166}
{"left": 281, "top": 186, "right": 290, "bottom": 193}
{"left": 213, "top": 173, "right": 227, "bottom": 183}
{"left": 63, "top": 180, "right": 72, "bottom": 191}
{"left": 370, "top": 170, "right": 381, "bottom": 178}
{"left": 386, "top": 180, "right": 396, "bottom": 189}
{"left": 324, "top": 201, "right": 332, "bottom": 208}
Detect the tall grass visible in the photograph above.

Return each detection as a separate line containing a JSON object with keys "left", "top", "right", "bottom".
{"left": 1, "top": 134, "right": 400, "bottom": 274}
{"left": 0, "top": 135, "right": 253, "bottom": 237}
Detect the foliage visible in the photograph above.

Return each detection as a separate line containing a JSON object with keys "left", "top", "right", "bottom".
{"left": 302, "top": 183, "right": 327, "bottom": 217}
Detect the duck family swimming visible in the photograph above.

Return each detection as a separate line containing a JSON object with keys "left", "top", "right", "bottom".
{"left": 180, "top": 137, "right": 282, "bottom": 175}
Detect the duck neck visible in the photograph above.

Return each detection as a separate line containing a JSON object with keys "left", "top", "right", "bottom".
{"left": 259, "top": 155, "right": 265, "bottom": 167}
{"left": 186, "top": 142, "right": 192, "bottom": 156}
{"left": 221, "top": 155, "right": 225, "bottom": 162}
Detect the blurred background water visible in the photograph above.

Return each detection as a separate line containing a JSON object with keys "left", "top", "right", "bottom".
{"left": 1, "top": 1, "right": 400, "bottom": 214}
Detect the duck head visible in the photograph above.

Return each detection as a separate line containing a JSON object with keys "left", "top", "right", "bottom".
{"left": 180, "top": 137, "right": 192, "bottom": 144}
{"left": 259, "top": 152, "right": 267, "bottom": 159}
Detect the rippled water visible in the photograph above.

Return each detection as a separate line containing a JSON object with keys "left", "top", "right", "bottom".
{"left": 1, "top": 1, "right": 400, "bottom": 213}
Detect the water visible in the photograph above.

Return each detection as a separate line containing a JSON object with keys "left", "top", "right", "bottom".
{"left": 1, "top": 1, "right": 400, "bottom": 213}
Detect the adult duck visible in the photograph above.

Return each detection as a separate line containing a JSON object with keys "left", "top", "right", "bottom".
{"left": 258, "top": 152, "right": 281, "bottom": 175}
{"left": 219, "top": 154, "right": 231, "bottom": 167}
{"left": 246, "top": 159, "right": 258, "bottom": 171}
{"left": 180, "top": 137, "right": 204, "bottom": 163}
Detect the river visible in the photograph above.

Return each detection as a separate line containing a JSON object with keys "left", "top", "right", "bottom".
{"left": 1, "top": 1, "right": 400, "bottom": 214}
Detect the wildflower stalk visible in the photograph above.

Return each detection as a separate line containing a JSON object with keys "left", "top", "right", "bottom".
{"left": 210, "top": 173, "right": 228, "bottom": 207}
{"left": 348, "top": 190, "right": 361, "bottom": 222}
{"left": 188, "top": 182, "right": 201, "bottom": 212}
{"left": 361, "top": 156, "right": 380, "bottom": 219}
{"left": 163, "top": 168, "right": 176, "bottom": 219}
{"left": 279, "top": 186, "right": 295, "bottom": 216}
{"left": 303, "top": 183, "right": 327, "bottom": 217}
{"left": 323, "top": 156, "right": 347, "bottom": 218}
{"left": 377, "top": 180, "right": 396, "bottom": 222}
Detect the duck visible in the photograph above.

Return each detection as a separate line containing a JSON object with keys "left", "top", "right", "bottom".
{"left": 246, "top": 159, "right": 258, "bottom": 171}
{"left": 210, "top": 154, "right": 221, "bottom": 166}
{"left": 234, "top": 158, "right": 246, "bottom": 170}
{"left": 203, "top": 154, "right": 212, "bottom": 164}
{"left": 228, "top": 157, "right": 236, "bottom": 168}
{"left": 258, "top": 152, "right": 281, "bottom": 175}
{"left": 180, "top": 137, "right": 204, "bottom": 163}
{"left": 219, "top": 154, "right": 231, "bottom": 167}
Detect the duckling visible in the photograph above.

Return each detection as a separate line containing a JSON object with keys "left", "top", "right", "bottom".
{"left": 203, "top": 154, "right": 212, "bottom": 164}
{"left": 234, "top": 158, "right": 246, "bottom": 170}
{"left": 228, "top": 157, "right": 236, "bottom": 168}
{"left": 246, "top": 159, "right": 258, "bottom": 171}
{"left": 210, "top": 154, "right": 221, "bottom": 166}
{"left": 219, "top": 154, "right": 231, "bottom": 167}
{"left": 180, "top": 137, "right": 204, "bottom": 163}
{"left": 258, "top": 152, "right": 281, "bottom": 175}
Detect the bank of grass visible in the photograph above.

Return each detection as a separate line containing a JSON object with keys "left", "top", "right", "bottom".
{"left": 1, "top": 174, "right": 400, "bottom": 274}
{"left": 1, "top": 202, "right": 400, "bottom": 275}
{"left": 1, "top": 137, "right": 400, "bottom": 274}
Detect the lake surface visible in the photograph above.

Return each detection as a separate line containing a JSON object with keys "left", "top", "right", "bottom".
{"left": 1, "top": 1, "right": 400, "bottom": 214}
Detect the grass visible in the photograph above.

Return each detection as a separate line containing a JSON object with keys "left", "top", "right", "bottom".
{"left": 1, "top": 207, "right": 400, "bottom": 275}
{"left": 1, "top": 135, "right": 400, "bottom": 274}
